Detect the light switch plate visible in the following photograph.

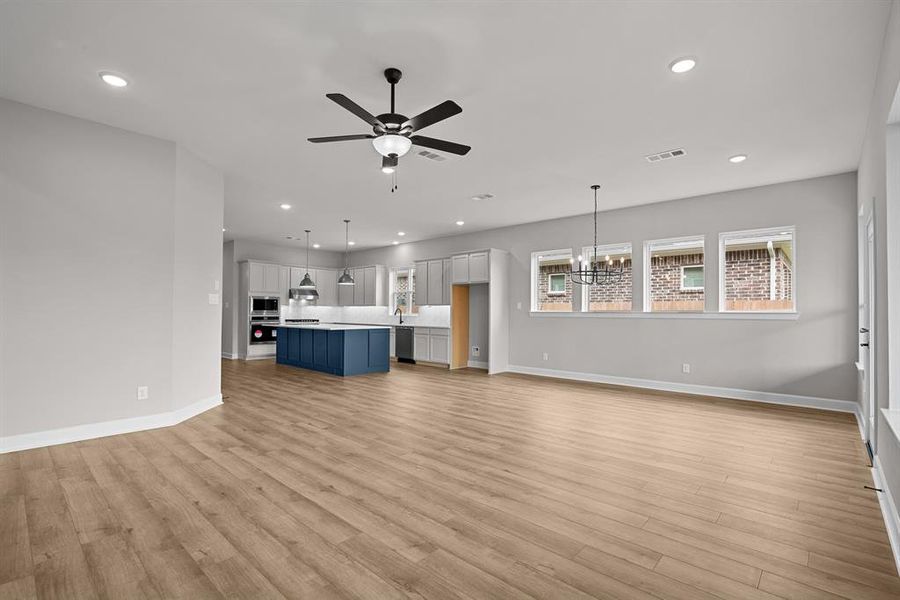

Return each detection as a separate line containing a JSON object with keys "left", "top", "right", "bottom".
{"left": 214, "top": 280, "right": 220, "bottom": 291}
{"left": 137, "top": 386, "right": 149, "bottom": 400}
{"left": 209, "top": 293, "right": 219, "bottom": 305}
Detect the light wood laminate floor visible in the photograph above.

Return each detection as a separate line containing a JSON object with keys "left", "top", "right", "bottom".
{"left": 1, "top": 359, "right": 898, "bottom": 599}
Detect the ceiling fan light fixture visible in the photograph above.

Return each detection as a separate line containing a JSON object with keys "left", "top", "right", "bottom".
{"left": 381, "top": 153, "right": 398, "bottom": 174}
{"left": 372, "top": 134, "right": 411, "bottom": 157}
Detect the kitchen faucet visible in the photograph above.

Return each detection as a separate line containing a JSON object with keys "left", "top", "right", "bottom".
{"left": 393, "top": 307, "right": 404, "bottom": 324}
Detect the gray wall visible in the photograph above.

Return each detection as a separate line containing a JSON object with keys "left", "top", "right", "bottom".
{"left": 0, "top": 99, "right": 223, "bottom": 439}
{"left": 173, "top": 146, "right": 224, "bottom": 410}
{"left": 352, "top": 172, "right": 858, "bottom": 403}
{"left": 858, "top": 0, "right": 900, "bottom": 510}
{"left": 468, "top": 283, "right": 489, "bottom": 364}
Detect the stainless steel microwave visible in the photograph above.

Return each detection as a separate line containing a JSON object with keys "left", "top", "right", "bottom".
{"left": 250, "top": 296, "right": 279, "bottom": 314}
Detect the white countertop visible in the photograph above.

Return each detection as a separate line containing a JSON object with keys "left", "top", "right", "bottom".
{"left": 279, "top": 323, "right": 391, "bottom": 331}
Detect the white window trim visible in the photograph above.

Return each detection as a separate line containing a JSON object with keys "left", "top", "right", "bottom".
{"left": 680, "top": 265, "right": 705, "bottom": 291}
{"left": 580, "top": 242, "right": 633, "bottom": 312}
{"left": 718, "top": 225, "right": 797, "bottom": 313}
{"left": 547, "top": 272, "right": 567, "bottom": 296}
{"left": 531, "top": 248, "right": 573, "bottom": 312}
{"left": 643, "top": 235, "right": 706, "bottom": 312}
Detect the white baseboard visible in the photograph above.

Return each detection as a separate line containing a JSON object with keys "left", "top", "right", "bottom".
{"left": 506, "top": 364, "right": 859, "bottom": 414}
{"left": 0, "top": 394, "right": 223, "bottom": 454}
{"left": 467, "top": 360, "right": 489, "bottom": 370}
{"left": 222, "top": 352, "right": 238, "bottom": 360}
{"left": 873, "top": 455, "right": 900, "bottom": 575}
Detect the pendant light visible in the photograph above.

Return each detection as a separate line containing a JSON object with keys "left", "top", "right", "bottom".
{"left": 570, "top": 185, "right": 624, "bottom": 286}
{"left": 338, "top": 219, "right": 355, "bottom": 286}
{"left": 298, "top": 230, "right": 319, "bottom": 300}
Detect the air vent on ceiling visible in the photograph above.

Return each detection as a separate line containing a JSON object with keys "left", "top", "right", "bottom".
{"left": 417, "top": 149, "right": 447, "bottom": 162}
{"left": 471, "top": 193, "right": 495, "bottom": 201}
{"left": 645, "top": 148, "right": 686, "bottom": 163}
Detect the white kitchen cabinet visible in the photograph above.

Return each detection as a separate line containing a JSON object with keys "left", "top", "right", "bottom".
{"left": 469, "top": 252, "right": 489, "bottom": 282}
{"left": 443, "top": 259, "right": 452, "bottom": 304}
{"left": 316, "top": 269, "right": 337, "bottom": 306}
{"left": 429, "top": 329, "right": 450, "bottom": 364}
{"left": 427, "top": 260, "right": 443, "bottom": 305}
{"left": 363, "top": 266, "right": 377, "bottom": 305}
{"left": 247, "top": 262, "right": 282, "bottom": 294}
{"left": 279, "top": 265, "right": 291, "bottom": 302}
{"left": 451, "top": 252, "right": 490, "bottom": 284}
{"left": 451, "top": 255, "right": 469, "bottom": 284}
{"left": 338, "top": 271, "right": 354, "bottom": 306}
{"left": 413, "top": 261, "right": 428, "bottom": 306}
{"left": 351, "top": 268, "right": 364, "bottom": 305}
{"left": 414, "top": 331, "right": 430, "bottom": 362}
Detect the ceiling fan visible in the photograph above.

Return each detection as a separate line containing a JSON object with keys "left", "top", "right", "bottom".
{"left": 308, "top": 67, "right": 470, "bottom": 174}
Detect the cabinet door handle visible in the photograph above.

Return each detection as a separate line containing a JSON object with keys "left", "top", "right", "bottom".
{"left": 860, "top": 328, "right": 870, "bottom": 334}
{"left": 860, "top": 343, "right": 870, "bottom": 347}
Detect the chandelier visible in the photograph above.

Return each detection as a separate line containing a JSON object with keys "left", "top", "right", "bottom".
{"left": 570, "top": 185, "right": 624, "bottom": 286}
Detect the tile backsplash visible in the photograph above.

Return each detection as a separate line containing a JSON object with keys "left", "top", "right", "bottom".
{"left": 282, "top": 302, "right": 450, "bottom": 328}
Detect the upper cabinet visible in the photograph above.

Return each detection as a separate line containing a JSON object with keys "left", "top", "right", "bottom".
{"left": 451, "top": 251, "right": 490, "bottom": 284}
{"left": 247, "top": 261, "right": 282, "bottom": 294}
{"left": 442, "top": 258, "right": 452, "bottom": 304}
{"left": 413, "top": 260, "right": 451, "bottom": 306}
{"left": 338, "top": 265, "right": 386, "bottom": 307}
{"left": 316, "top": 269, "right": 337, "bottom": 306}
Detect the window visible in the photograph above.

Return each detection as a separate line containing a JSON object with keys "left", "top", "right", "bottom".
{"left": 645, "top": 236, "right": 705, "bottom": 312}
{"left": 390, "top": 267, "right": 418, "bottom": 314}
{"left": 681, "top": 266, "right": 704, "bottom": 290}
{"left": 547, "top": 273, "right": 567, "bottom": 295}
{"left": 581, "top": 243, "right": 633, "bottom": 312}
{"left": 720, "top": 227, "right": 795, "bottom": 312}
{"left": 531, "top": 249, "right": 573, "bottom": 312}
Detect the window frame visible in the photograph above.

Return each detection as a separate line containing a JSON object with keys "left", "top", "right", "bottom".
{"left": 718, "top": 226, "right": 796, "bottom": 313}
{"left": 530, "top": 248, "right": 574, "bottom": 312}
{"left": 580, "top": 242, "right": 633, "bottom": 312}
{"left": 643, "top": 235, "right": 706, "bottom": 313}
{"left": 389, "top": 266, "right": 418, "bottom": 315}
{"left": 680, "top": 265, "right": 705, "bottom": 291}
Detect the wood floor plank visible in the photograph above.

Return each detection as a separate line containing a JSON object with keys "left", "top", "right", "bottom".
{"left": 1, "top": 359, "right": 897, "bottom": 600}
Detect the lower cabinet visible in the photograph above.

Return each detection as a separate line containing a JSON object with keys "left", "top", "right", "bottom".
{"left": 276, "top": 327, "right": 389, "bottom": 375}
{"left": 412, "top": 327, "right": 450, "bottom": 364}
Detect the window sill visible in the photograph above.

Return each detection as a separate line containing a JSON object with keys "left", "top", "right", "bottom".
{"left": 529, "top": 311, "right": 799, "bottom": 320}
{"left": 882, "top": 409, "right": 900, "bottom": 445}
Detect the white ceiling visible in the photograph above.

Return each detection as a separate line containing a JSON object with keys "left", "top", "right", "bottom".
{"left": 1, "top": 1, "right": 890, "bottom": 250}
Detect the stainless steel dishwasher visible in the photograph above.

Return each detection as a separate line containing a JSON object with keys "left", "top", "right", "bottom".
{"left": 395, "top": 326, "right": 415, "bottom": 364}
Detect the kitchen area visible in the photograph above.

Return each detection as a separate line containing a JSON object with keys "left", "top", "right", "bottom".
{"left": 232, "top": 248, "right": 508, "bottom": 376}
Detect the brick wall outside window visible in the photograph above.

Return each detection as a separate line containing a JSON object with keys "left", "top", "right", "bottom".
{"left": 724, "top": 247, "right": 793, "bottom": 311}
{"left": 537, "top": 263, "right": 573, "bottom": 311}
{"left": 587, "top": 259, "right": 632, "bottom": 311}
{"left": 649, "top": 252, "right": 705, "bottom": 311}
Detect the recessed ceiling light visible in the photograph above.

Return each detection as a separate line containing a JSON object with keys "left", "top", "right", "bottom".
{"left": 313, "top": 243, "right": 320, "bottom": 249}
{"left": 669, "top": 58, "right": 696, "bottom": 73}
{"left": 348, "top": 241, "right": 356, "bottom": 246}
{"left": 728, "top": 154, "right": 748, "bottom": 163}
{"left": 779, "top": 231, "right": 790, "bottom": 235}
{"left": 99, "top": 72, "right": 128, "bottom": 87}
{"left": 397, "top": 231, "right": 406, "bottom": 236}
{"left": 222, "top": 228, "right": 227, "bottom": 232}
{"left": 392, "top": 241, "right": 399, "bottom": 245}
{"left": 456, "top": 220, "right": 465, "bottom": 226}
{"left": 280, "top": 203, "right": 292, "bottom": 210}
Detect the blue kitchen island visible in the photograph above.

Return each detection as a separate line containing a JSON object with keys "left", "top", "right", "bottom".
{"left": 276, "top": 323, "right": 390, "bottom": 376}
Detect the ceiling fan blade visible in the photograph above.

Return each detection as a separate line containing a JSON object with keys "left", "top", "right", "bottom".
{"left": 307, "top": 134, "right": 375, "bottom": 143}
{"left": 325, "top": 93, "right": 384, "bottom": 128}
{"left": 402, "top": 100, "right": 462, "bottom": 132}
{"left": 410, "top": 135, "right": 471, "bottom": 156}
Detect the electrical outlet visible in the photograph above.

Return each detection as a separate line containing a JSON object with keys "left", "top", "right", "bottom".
{"left": 543, "top": 352, "right": 549, "bottom": 361}
{"left": 209, "top": 293, "right": 219, "bottom": 305}
{"left": 517, "top": 301, "right": 523, "bottom": 310}
{"left": 136, "top": 386, "right": 149, "bottom": 400}
{"left": 682, "top": 363, "right": 691, "bottom": 374}
{"left": 472, "top": 345, "right": 480, "bottom": 357}
{"left": 214, "top": 279, "right": 220, "bottom": 291}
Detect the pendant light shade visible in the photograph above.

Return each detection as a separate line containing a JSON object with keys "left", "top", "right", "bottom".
{"left": 338, "top": 219, "right": 355, "bottom": 286}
